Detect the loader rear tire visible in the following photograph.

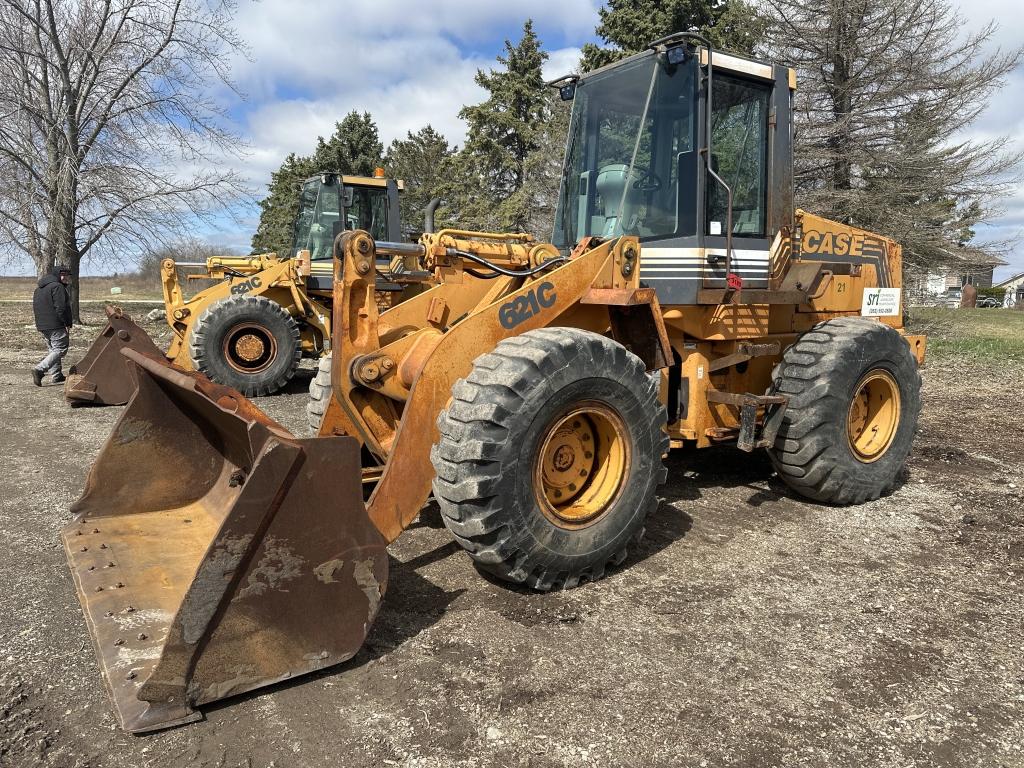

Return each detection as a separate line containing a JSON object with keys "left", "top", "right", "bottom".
{"left": 766, "top": 317, "right": 922, "bottom": 504}
{"left": 431, "top": 328, "right": 668, "bottom": 591}
{"left": 189, "top": 295, "right": 301, "bottom": 397}
{"left": 307, "top": 352, "right": 332, "bottom": 434}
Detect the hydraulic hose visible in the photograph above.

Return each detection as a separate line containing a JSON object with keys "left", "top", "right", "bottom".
{"left": 448, "top": 249, "right": 567, "bottom": 278}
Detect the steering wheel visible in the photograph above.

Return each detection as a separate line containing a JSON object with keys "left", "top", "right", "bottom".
{"left": 630, "top": 167, "right": 662, "bottom": 193}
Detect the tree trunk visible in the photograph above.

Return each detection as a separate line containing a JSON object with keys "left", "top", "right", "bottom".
{"left": 50, "top": 159, "right": 83, "bottom": 323}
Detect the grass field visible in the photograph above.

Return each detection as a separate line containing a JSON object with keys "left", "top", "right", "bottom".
{"left": 0, "top": 275, "right": 163, "bottom": 301}
{"left": 908, "top": 306, "right": 1024, "bottom": 364}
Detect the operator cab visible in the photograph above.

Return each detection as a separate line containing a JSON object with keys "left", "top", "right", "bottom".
{"left": 551, "top": 37, "right": 795, "bottom": 304}
{"left": 293, "top": 173, "right": 402, "bottom": 260}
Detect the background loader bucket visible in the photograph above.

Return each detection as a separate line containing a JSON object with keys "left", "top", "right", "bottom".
{"left": 65, "top": 306, "right": 166, "bottom": 405}
{"left": 61, "top": 350, "right": 387, "bottom": 733}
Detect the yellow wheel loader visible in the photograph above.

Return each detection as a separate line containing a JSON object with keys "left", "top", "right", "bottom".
{"left": 64, "top": 172, "right": 412, "bottom": 404}
{"left": 62, "top": 34, "right": 926, "bottom": 733}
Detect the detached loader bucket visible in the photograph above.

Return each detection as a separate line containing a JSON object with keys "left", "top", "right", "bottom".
{"left": 61, "top": 349, "right": 387, "bottom": 733}
{"left": 65, "top": 306, "right": 166, "bottom": 405}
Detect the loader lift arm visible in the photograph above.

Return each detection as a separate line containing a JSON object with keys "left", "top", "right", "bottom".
{"left": 319, "top": 231, "right": 671, "bottom": 544}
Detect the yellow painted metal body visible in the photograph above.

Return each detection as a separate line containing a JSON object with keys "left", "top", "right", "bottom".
{"left": 651, "top": 211, "right": 926, "bottom": 448}
{"left": 160, "top": 254, "right": 333, "bottom": 370}
{"left": 316, "top": 210, "right": 927, "bottom": 478}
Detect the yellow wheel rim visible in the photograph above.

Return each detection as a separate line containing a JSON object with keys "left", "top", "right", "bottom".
{"left": 846, "top": 369, "right": 901, "bottom": 463}
{"left": 533, "top": 401, "right": 630, "bottom": 529}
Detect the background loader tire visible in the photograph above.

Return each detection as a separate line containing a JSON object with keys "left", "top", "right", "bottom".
{"left": 766, "top": 317, "right": 922, "bottom": 504}
{"left": 189, "top": 295, "right": 301, "bottom": 397}
{"left": 307, "top": 352, "right": 332, "bottom": 434}
{"left": 431, "top": 328, "right": 668, "bottom": 591}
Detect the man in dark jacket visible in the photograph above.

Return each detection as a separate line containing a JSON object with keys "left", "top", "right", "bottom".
{"left": 32, "top": 265, "right": 73, "bottom": 386}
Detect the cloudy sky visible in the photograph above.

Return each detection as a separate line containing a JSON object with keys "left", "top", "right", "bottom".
{"left": 208, "top": 0, "right": 1023, "bottom": 280}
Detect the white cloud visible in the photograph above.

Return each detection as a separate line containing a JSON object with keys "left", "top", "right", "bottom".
{"left": 544, "top": 47, "right": 583, "bottom": 80}
{"left": 220, "top": 3, "right": 595, "bottom": 191}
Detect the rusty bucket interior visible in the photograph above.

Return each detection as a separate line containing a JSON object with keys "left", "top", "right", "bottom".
{"left": 61, "top": 349, "right": 388, "bottom": 733}
{"left": 65, "top": 306, "right": 167, "bottom": 405}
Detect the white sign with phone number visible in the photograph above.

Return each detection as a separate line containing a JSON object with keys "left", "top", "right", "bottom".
{"left": 861, "top": 287, "right": 901, "bottom": 316}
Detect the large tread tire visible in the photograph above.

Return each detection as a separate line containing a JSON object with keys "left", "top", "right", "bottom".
{"left": 307, "top": 352, "right": 332, "bottom": 434}
{"left": 189, "top": 295, "right": 301, "bottom": 397}
{"left": 767, "top": 317, "right": 922, "bottom": 504}
{"left": 430, "top": 328, "right": 668, "bottom": 592}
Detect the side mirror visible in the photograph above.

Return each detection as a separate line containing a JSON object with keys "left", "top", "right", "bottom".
{"left": 559, "top": 82, "right": 576, "bottom": 101}
{"left": 342, "top": 188, "right": 354, "bottom": 208}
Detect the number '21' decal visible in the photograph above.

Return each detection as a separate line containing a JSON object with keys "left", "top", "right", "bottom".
{"left": 498, "top": 282, "right": 557, "bottom": 329}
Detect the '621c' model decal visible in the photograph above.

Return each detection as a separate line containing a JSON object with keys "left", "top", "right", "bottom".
{"left": 498, "top": 282, "right": 557, "bottom": 329}
{"left": 230, "top": 276, "right": 262, "bottom": 295}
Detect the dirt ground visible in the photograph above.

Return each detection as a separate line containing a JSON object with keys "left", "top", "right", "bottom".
{"left": 1, "top": 301, "right": 1021, "bottom": 768}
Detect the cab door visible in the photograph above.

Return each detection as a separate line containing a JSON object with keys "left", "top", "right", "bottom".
{"left": 702, "top": 72, "right": 773, "bottom": 290}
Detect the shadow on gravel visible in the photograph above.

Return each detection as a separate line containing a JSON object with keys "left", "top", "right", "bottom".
{"left": 276, "top": 367, "right": 316, "bottom": 395}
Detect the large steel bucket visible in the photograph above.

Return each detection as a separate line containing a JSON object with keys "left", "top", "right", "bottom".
{"left": 61, "top": 349, "right": 388, "bottom": 733}
{"left": 65, "top": 306, "right": 166, "bottom": 405}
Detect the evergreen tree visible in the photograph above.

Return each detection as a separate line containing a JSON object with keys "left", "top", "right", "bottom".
{"left": 454, "top": 20, "right": 550, "bottom": 232}
{"left": 251, "top": 153, "right": 317, "bottom": 255}
{"left": 765, "top": 0, "right": 1022, "bottom": 272}
{"left": 518, "top": 92, "right": 572, "bottom": 239}
{"left": 581, "top": 0, "right": 766, "bottom": 71}
{"left": 251, "top": 112, "right": 385, "bottom": 254}
{"left": 384, "top": 125, "right": 457, "bottom": 234}
{"left": 313, "top": 111, "right": 384, "bottom": 178}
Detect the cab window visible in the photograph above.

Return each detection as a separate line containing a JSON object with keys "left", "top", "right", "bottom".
{"left": 706, "top": 75, "right": 771, "bottom": 237}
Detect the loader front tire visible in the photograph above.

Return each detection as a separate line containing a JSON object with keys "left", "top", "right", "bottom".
{"left": 766, "top": 317, "right": 922, "bottom": 504}
{"left": 306, "top": 352, "right": 332, "bottom": 434}
{"left": 431, "top": 328, "right": 668, "bottom": 591}
{"left": 189, "top": 295, "right": 301, "bottom": 397}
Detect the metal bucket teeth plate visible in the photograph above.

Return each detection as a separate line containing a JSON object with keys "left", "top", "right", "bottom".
{"left": 62, "top": 349, "right": 387, "bottom": 733}
{"left": 65, "top": 306, "right": 166, "bottom": 406}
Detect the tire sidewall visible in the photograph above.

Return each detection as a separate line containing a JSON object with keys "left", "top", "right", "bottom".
{"left": 501, "top": 373, "right": 660, "bottom": 570}
{"left": 775, "top": 322, "right": 921, "bottom": 499}
{"left": 192, "top": 298, "right": 298, "bottom": 393}
{"left": 829, "top": 353, "right": 918, "bottom": 486}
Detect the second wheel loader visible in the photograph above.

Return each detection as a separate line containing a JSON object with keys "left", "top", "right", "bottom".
{"left": 64, "top": 172, "right": 413, "bottom": 404}
{"left": 62, "top": 34, "right": 926, "bottom": 733}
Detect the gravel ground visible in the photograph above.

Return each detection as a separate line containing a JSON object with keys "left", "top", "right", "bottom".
{"left": 0, "top": 302, "right": 1021, "bottom": 768}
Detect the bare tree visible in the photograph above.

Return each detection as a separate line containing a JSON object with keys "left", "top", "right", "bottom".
{"left": 134, "top": 236, "right": 242, "bottom": 281}
{"left": 0, "top": 0, "right": 250, "bottom": 319}
{"left": 764, "top": 0, "right": 1023, "bottom": 274}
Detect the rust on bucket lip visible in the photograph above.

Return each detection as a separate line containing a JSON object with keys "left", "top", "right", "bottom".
{"left": 63, "top": 349, "right": 388, "bottom": 733}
